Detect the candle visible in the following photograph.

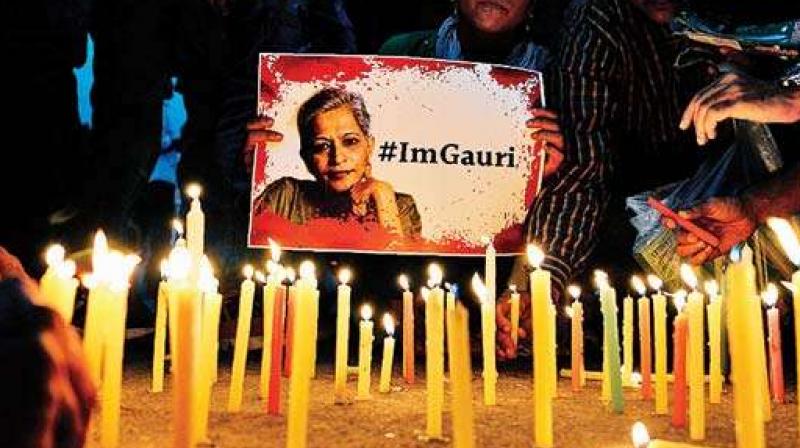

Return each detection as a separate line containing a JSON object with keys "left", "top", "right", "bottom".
{"left": 473, "top": 273, "right": 497, "bottom": 405}
{"left": 447, "top": 301, "right": 475, "bottom": 448}
{"left": 631, "top": 421, "right": 711, "bottom": 448}
{"left": 268, "top": 272, "right": 287, "bottom": 414}
{"left": 681, "top": 265, "right": 705, "bottom": 440}
{"left": 704, "top": 280, "right": 722, "bottom": 404}
{"left": 671, "top": 290, "right": 688, "bottom": 429}
{"left": 40, "top": 244, "right": 79, "bottom": 322}
{"left": 762, "top": 284, "right": 785, "bottom": 403}
{"left": 399, "top": 275, "right": 414, "bottom": 384}
{"left": 598, "top": 272, "right": 624, "bottom": 413}
{"left": 379, "top": 314, "right": 396, "bottom": 393}
{"left": 510, "top": 284, "right": 521, "bottom": 351}
{"left": 424, "top": 264, "right": 445, "bottom": 440}
{"left": 529, "top": 245, "right": 553, "bottom": 446}
{"left": 284, "top": 268, "right": 297, "bottom": 378}
{"left": 172, "top": 218, "right": 186, "bottom": 247}
{"left": 285, "top": 261, "right": 317, "bottom": 448}
{"left": 750, "top": 276, "right": 772, "bottom": 423}
{"left": 725, "top": 245, "right": 765, "bottom": 448}
{"left": 260, "top": 264, "right": 278, "bottom": 400}
{"left": 567, "top": 285, "right": 583, "bottom": 392}
{"left": 649, "top": 275, "right": 668, "bottom": 414}
{"left": 632, "top": 276, "right": 652, "bottom": 400}
{"left": 357, "top": 304, "right": 374, "bottom": 399}
{"left": 768, "top": 217, "right": 800, "bottom": 427}
{"left": 152, "top": 260, "right": 170, "bottom": 393}
{"left": 623, "top": 288, "right": 634, "bottom": 386}
{"left": 228, "top": 265, "right": 256, "bottom": 411}
{"left": 595, "top": 272, "right": 610, "bottom": 403}
{"left": 334, "top": 268, "right": 352, "bottom": 402}
{"left": 196, "top": 258, "right": 220, "bottom": 443}
{"left": 185, "top": 184, "right": 204, "bottom": 282}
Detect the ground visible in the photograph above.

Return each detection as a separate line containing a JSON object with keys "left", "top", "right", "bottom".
{"left": 84, "top": 355, "right": 797, "bottom": 448}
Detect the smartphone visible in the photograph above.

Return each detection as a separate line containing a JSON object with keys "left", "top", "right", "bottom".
{"left": 647, "top": 197, "right": 720, "bottom": 248}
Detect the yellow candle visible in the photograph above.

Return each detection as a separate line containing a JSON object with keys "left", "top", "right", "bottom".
{"left": 228, "top": 265, "right": 256, "bottom": 411}
{"left": 310, "top": 280, "right": 320, "bottom": 379}
{"left": 750, "top": 283, "right": 772, "bottom": 423}
{"left": 681, "top": 264, "right": 705, "bottom": 440}
{"left": 83, "top": 231, "right": 112, "bottom": 385}
{"left": 357, "top": 305, "right": 374, "bottom": 399}
{"left": 726, "top": 246, "right": 764, "bottom": 448}
{"left": 473, "top": 273, "right": 497, "bottom": 405}
{"left": 567, "top": 285, "right": 583, "bottom": 392}
{"left": 447, "top": 301, "right": 475, "bottom": 448}
{"left": 649, "top": 275, "right": 668, "bottom": 414}
{"left": 285, "top": 261, "right": 317, "bottom": 448}
{"left": 40, "top": 245, "right": 79, "bottom": 322}
{"left": 425, "top": 264, "right": 445, "bottom": 440}
{"left": 152, "top": 261, "right": 170, "bottom": 393}
{"left": 622, "top": 292, "right": 634, "bottom": 386}
{"left": 632, "top": 276, "right": 651, "bottom": 399}
{"left": 185, "top": 184, "right": 204, "bottom": 282}
{"left": 196, "top": 258, "right": 220, "bottom": 442}
{"left": 596, "top": 271, "right": 610, "bottom": 404}
{"left": 704, "top": 280, "right": 722, "bottom": 404}
{"left": 510, "top": 285, "right": 521, "bottom": 350}
{"left": 166, "top": 247, "right": 201, "bottom": 448}
{"left": 259, "top": 270, "right": 278, "bottom": 400}
{"left": 334, "top": 269, "right": 352, "bottom": 402}
{"left": 528, "top": 245, "right": 553, "bottom": 447}
{"left": 379, "top": 314, "right": 395, "bottom": 393}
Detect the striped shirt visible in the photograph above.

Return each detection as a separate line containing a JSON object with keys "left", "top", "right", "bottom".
{"left": 510, "top": 0, "right": 698, "bottom": 291}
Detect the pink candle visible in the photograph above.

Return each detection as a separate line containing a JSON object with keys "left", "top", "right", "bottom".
{"left": 283, "top": 283, "right": 296, "bottom": 378}
{"left": 767, "top": 306, "right": 785, "bottom": 403}
{"left": 671, "top": 310, "right": 688, "bottom": 428}
{"left": 639, "top": 297, "right": 652, "bottom": 399}
{"left": 401, "top": 279, "right": 415, "bottom": 384}
{"left": 267, "top": 285, "right": 287, "bottom": 414}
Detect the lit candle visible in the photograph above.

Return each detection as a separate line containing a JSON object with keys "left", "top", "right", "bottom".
{"left": 649, "top": 274, "right": 668, "bottom": 415}
{"left": 598, "top": 271, "right": 624, "bottom": 413}
{"left": 260, "top": 242, "right": 282, "bottom": 399}
{"left": 172, "top": 218, "right": 186, "bottom": 247}
{"left": 83, "top": 231, "right": 112, "bottom": 385}
{"left": 681, "top": 264, "right": 705, "bottom": 440}
{"left": 447, "top": 301, "right": 475, "bottom": 448}
{"left": 334, "top": 268, "right": 352, "bottom": 403}
{"left": 184, "top": 184, "right": 204, "bottom": 282}
{"left": 196, "top": 257, "right": 219, "bottom": 442}
{"left": 40, "top": 244, "right": 79, "bottom": 322}
{"left": 671, "top": 290, "right": 688, "bottom": 429}
{"left": 424, "top": 264, "right": 445, "bottom": 440}
{"left": 704, "top": 280, "right": 722, "bottom": 404}
{"left": 762, "top": 284, "right": 785, "bottom": 404}
{"left": 631, "top": 421, "right": 711, "bottom": 448}
{"left": 268, "top": 267, "right": 287, "bottom": 415}
{"left": 632, "top": 276, "right": 652, "bottom": 400}
{"left": 510, "top": 284, "right": 521, "bottom": 351}
{"left": 567, "top": 285, "right": 583, "bottom": 392}
{"left": 529, "top": 245, "right": 553, "bottom": 446}
{"left": 769, "top": 217, "right": 800, "bottom": 427}
{"left": 726, "top": 245, "right": 765, "bottom": 447}
{"left": 152, "top": 260, "right": 170, "bottom": 393}
{"left": 285, "top": 261, "right": 317, "bottom": 448}
{"left": 473, "top": 273, "right": 497, "bottom": 405}
{"left": 357, "top": 304, "right": 374, "bottom": 399}
{"left": 228, "top": 265, "right": 256, "bottom": 411}
{"left": 622, "top": 285, "right": 634, "bottom": 386}
{"left": 284, "top": 267, "right": 297, "bottom": 378}
{"left": 399, "top": 275, "right": 414, "bottom": 384}
{"left": 379, "top": 314, "right": 396, "bottom": 393}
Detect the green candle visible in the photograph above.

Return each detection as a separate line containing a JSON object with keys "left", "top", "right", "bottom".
{"left": 601, "top": 285, "right": 624, "bottom": 413}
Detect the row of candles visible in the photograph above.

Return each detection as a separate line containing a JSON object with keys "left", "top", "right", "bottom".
{"left": 36, "top": 184, "right": 800, "bottom": 448}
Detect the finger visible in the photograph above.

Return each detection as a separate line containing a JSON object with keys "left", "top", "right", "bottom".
{"left": 542, "top": 146, "right": 564, "bottom": 177}
{"left": 526, "top": 118, "right": 560, "bottom": 132}
{"left": 676, "top": 231, "right": 698, "bottom": 245}
{"left": 661, "top": 217, "right": 677, "bottom": 229}
{"left": 531, "top": 131, "right": 564, "bottom": 150}
{"left": 681, "top": 73, "right": 736, "bottom": 131}
{"left": 689, "top": 245, "right": 716, "bottom": 265}
{"left": 530, "top": 108, "right": 558, "bottom": 119}
{"left": 247, "top": 130, "right": 284, "bottom": 145}
{"left": 677, "top": 240, "right": 707, "bottom": 258}
{"left": 704, "top": 99, "right": 744, "bottom": 140}
{"left": 246, "top": 116, "right": 274, "bottom": 130}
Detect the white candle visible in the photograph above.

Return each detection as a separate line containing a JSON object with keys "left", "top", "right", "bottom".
{"left": 335, "top": 268, "right": 352, "bottom": 402}
{"left": 152, "top": 260, "right": 170, "bottom": 393}
{"left": 379, "top": 314, "right": 396, "bottom": 393}
{"left": 473, "top": 273, "right": 496, "bottom": 405}
{"left": 681, "top": 264, "right": 705, "bottom": 440}
{"left": 425, "top": 264, "right": 445, "bottom": 440}
{"left": 357, "top": 304, "right": 374, "bottom": 399}
{"left": 228, "top": 265, "right": 256, "bottom": 411}
{"left": 184, "top": 184, "right": 204, "bottom": 283}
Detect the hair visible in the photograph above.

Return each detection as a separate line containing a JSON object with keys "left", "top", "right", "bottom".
{"left": 0, "top": 279, "right": 95, "bottom": 448}
{"left": 297, "top": 87, "right": 372, "bottom": 157}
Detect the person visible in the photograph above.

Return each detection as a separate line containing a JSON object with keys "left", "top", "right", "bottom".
{"left": 0, "top": 247, "right": 96, "bottom": 448}
{"left": 251, "top": 87, "right": 422, "bottom": 240}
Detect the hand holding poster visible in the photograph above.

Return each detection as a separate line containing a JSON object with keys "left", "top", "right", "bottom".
{"left": 249, "top": 54, "right": 545, "bottom": 255}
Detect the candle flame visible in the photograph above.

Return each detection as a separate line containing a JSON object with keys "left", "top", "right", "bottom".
{"left": 160, "top": 259, "right": 170, "bottom": 279}
{"left": 781, "top": 280, "right": 796, "bottom": 295}
{"left": 243, "top": 264, "right": 254, "bottom": 280}
{"left": 527, "top": 244, "right": 544, "bottom": 268}
{"left": 106, "top": 251, "right": 138, "bottom": 292}
{"left": 58, "top": 259, "right": 77, "bottom": 279}
{"left": 167, "top": 246, "right": 192, "bottom": 281}
{"left": 338, "top": 268, "right": 352, "bottom": 285}
{"left": 631, "top": 422, "right": 650, "bottom": 448}
{"left": 630, "top": 275, "right": 646, "bottom": 296}
{"left": 171, "top": 218, "right": 184, "bottom": 236}
{"left": 767, "top": 217, "right": 800, "bottom": 266}
{"left": 285, "top": 267, "right": 297, "bottom": 283}
{"left": 680, "top": 264, "right": 698, "bottom": 290}
{"left": 565, "top": 305, "right": 574, "bottom": 318}
{"left": 45, "top": 244, "right": 65, "bottom": 267}
{"left": 254, "top": 271, "right": 266, "bottom": 283}
{"left": 704, "top": 279, "right": 719, "bottom": 297}
{"left": 383, "top": 313, "right": 395, "bottom": 335}
{"left": 647, "top": 274, "right": 663, "bottom": 291}
{"left": 421, "top": 287, "right": 430, "bottom": 302}
{"left": 185, "top": 183, "right": 202, "bottom": 200}
{"left": 268, "top": 238, "right": 282, "bottom": 263}
{"left": 299, "top": 260, "right": 315, "bottom": 280}
{"left": 428, "top": 263, "right": 443, "bottom": 286}
{"left": 471, "top": 273, "right": 487, "bottom": 303}
{"left": 92, "top": 230, "right": 109, "bottom": 273}
{"left": 567, "top": 284, "right": 581, "bottom": 300}
{"left": 762, "top": 283, "right": 779, "bottom": 307}
{"left": 631, "top": 372, "right": 642, "bottom": 385}
{"left": 361, "top": 304, "right": 373, "bottom": 321}
{"left": 81, "top": 273, "right": 97, "bottom": 289}
{"left": 509, "top": 284, "right": 517, "bottom": 294}
{"left": 199, "top": 256, "right": 217, "bottom": 293}
{"left": 398, "top": 274, "right": 410, "bottom": 291}
{"left": 673, "top": 289, "right": 687, "bottom": 312}
{"left": 593, "top": 270, "right": 609, "bottom": 291}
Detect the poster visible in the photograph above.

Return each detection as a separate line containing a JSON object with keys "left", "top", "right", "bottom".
{"left": 249, "top": 54, "right": 545, "bottom": 255}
